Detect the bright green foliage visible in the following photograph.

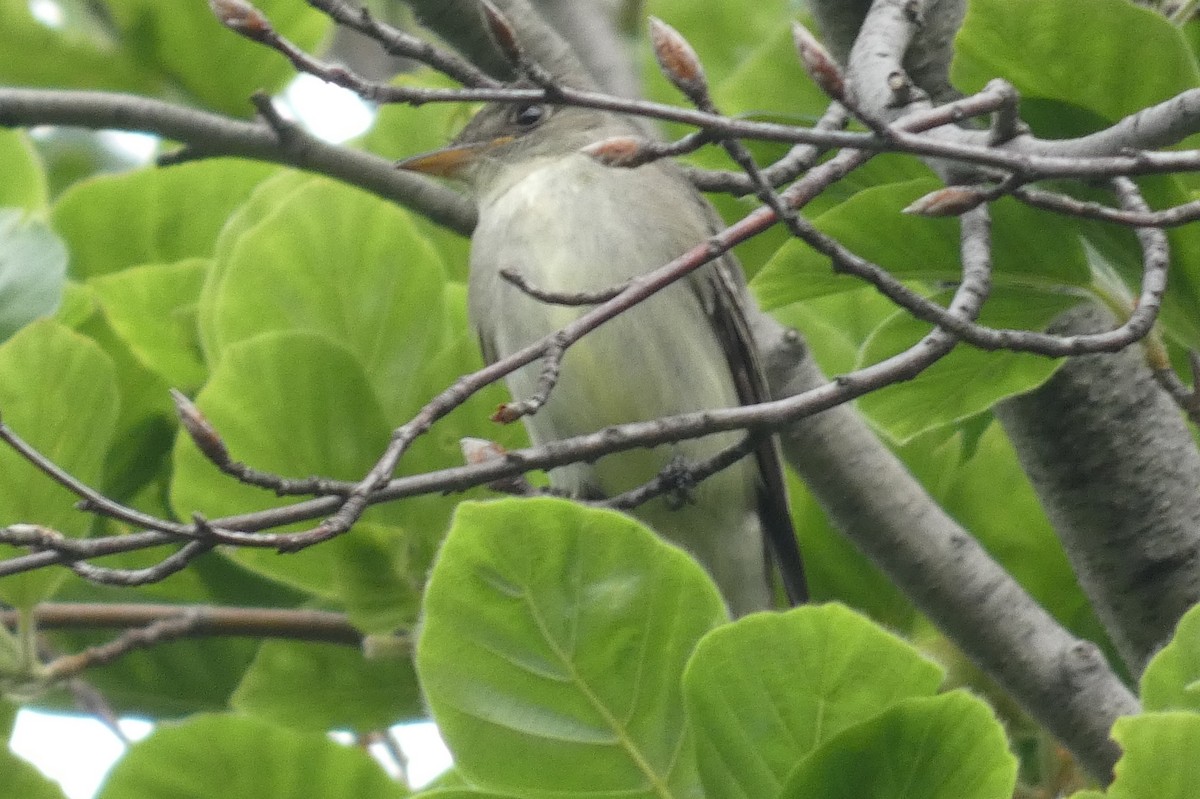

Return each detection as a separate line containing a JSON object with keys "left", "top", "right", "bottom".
{"left": 419, "top": 509, "right": 1016, "bottom": 799}
{"left": 0, "top": 130, "right": 49, "bottom": 211}
{"left": 96, "top": 714, "right": 408, "bottom": 799}
{"left": 1064, "top": 611, "right": 1200, "bottom": 799}
{"left": 1, "top": 0, "right": 1200, "bottom": 796}
{"left": 683, "top": 605, "right": 945, "bottom": 799}
{"left": 753, "top": 180, "right": 1091, "bottom": 307}
{"left": 231, "top": 639, "right": 423, "bottom": 731}
{"left": 200, "top": 178, "right": 447, "bottom": 419}
{"left": 0, "top": 0, "right": 162, "bottom": 94}
{"left": 0, "top": 320, "right": 118, "bottom": 607}
{"left": 89, "top": 259, "right": 209, "bottom": 391}
{"left": 52, "top": 160, "right": 279, "bottom": 279}
{"left": 1141, "top": 603, "right": 1200, "bottom": 713}
{"left": 778, "top": 692, "right": 1017, "bottom": 799}
{"left": 855, "top": 288, "right": 1076, "bottom": 442}
{"left": 953, "top": 0, "right": 1200, "bottom": 123}
{"left": 1075, "top": 713, "right": 1200, "bottom": 799}
{"left": 418, "top": 499, "right": 725, "bottom": 798}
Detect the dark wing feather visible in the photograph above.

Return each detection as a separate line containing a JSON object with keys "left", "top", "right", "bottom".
{"left": 703, "top": 254, "right": 809, "bottom": 605}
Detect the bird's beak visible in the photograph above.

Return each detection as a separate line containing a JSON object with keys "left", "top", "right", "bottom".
{"left": 395, "top": 136, "right": 514, "bottom": 178}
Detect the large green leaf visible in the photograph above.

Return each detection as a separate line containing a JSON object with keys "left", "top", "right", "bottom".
{"left": 203, "top": 178, "right": 446, "bottom": 420}
{"left": 51, "top": 160, "right": 277, "bottom": 279}
{"left": 89, "top": 259, "right": 208, "bottom": 391}
{"left": 752, "top": 181, "right": 1091, "bottom": 309}
{"left": 97, "top": 714, "right": 406, "bottom": 799}
{"left": 855, "top": 288, "right": 1076, "bottom": 442}
{"left": 0, "top": 0, "right": 161, "bottom": 93}
{"left": 778, "top": 692, "right": 1017, "bottom": 799}
{"left": 712, "top": 21, "right": 829, "bottom": 122}
{"left": 683, "top": 604, "right": 945, "bottom": 799}
{"left": 232, "top": 639, "right": 422, "bottom": 731}
{"left": 0, "top": 130, "right": 49, "bottom": 211}
{"left": 0, "top": 320, "right": 118, "bottom": 607}
{"left": 417, "top": 498, "right": 727, "bottom": 798}
{"left": 333, "top": 521, "right": 424, "bottom": 634}
{"left": 953, "top": 0, "right": 1199, "bottom": 124}
{"left": 1141, "top": 603, "right": 1200, "bottom": 713}
{"left": 198, "top": 170, "right": 315, "bottom": 359}
{"left": 1096, "top": 713, "right": 1200, "bottom": 799}
{"left": 65, "top": 284, "right": 176, "bottom": 504}
{"left": 0, "top": 211, "right": 67, "bottom": 341}
{"left": 169, "top": 331, "right": 397, "bottom": 597}
{"left": 102, "top": 0, "right": 331, "bottom": 115}
{"left": 360, "top": 70, "right": 474, "bottom": 281}
{"left": 42, "top": 635, "right": 261, "bottom": 718}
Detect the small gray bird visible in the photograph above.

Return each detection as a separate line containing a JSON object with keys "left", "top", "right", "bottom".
{"left": 400, "top": 100, "right": 806, "bottom": 615}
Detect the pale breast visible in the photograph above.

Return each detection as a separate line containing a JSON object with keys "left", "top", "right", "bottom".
{"left": 467, "top": 153, "right": 753, "bottom": 505}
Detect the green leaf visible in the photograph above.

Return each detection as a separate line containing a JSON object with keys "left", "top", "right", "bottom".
{"left": 0, "top": 746, "right": 67, "bottom": 799}
{"left": 855, "top": 288, "right": 1075, "bottom": 442}
{"left": 768, "top": 289, "right": 905, "bottom": 377}
{"left": 42, "top": 635, "right": 261, "bottom": 717}
{"left": 232, "top": 640, "right": 422, "bottom": 732}
{"left": 753, "top": 181, "right": 1090, "bottom": 309}
{"left": 953, "top": 0, "right": 1200, "bottom": 124}
{"left": 97, "top": 714, "right": 406, "bottom": 799}
{"left": 712, "top": 21, "right": 830, "bottom": 122}
{"left": 51, "top": 160, "right": 277, "bottom": 279}
{"left": 0, "top": 320, "right": 118, "bottom": 607}
{"left": 66, "top": 288, "right": 176, "bottom": 503}
{"left": 1103, "top": 713, "right": 1200, "bottom": 799}
{"left": 199, "top": 170, "right": 315, "bottom": 359}
{"left": 778, "top": 692, "right": 1017, "bottom": 799}
{"left": 0, "top": 0, "right": 162, "bottom": 93}
{"left": 0, "top": 130, "right": 49, "bottom": 211}
{"left": 1141, "top": 603, "right": 1200, "bottom": 713}
{"left": 169, "top": 331, "right": 394, "bottom": 597}
{"left": 683, "top": 604, "right": 945, "bottom": 799}
{"left": 0, "top": 210, "right": 67, "bottom": 341}
{"left": 102, "top": 0, "right": 331, "bottom": 115}
{"left": 89, "top": 259, "right": 208, "bottom": 391}
{"left": 1113, "top": 177, "right": 1200, "bottom": 350}
{"left": 362, "top": 70, "right": 477, "bottom": 160}
{"left": 417, "top": 498, "right": 727, "bottom": 798}
{"left": 334, "top": 521, "right": 423, "bottom": 633}
{"left": 203, "top": 178, "right": 446, "bottom": 419}
{"left": 361, "top": 70, "right": 474, "bottom": 281}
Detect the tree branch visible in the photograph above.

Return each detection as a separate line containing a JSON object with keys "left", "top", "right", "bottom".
{"left": 995, "top": 304, "right": 1200, "bottom": 676}
{"left": 0, "top": 86, "right": 476, "bottom": 234}
{"left": 2, "top": 603, "right": 363, "bottom": 645}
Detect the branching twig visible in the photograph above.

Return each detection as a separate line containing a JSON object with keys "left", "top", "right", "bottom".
{"left": 39, "top": 612, "right": 207, "bottom": 682}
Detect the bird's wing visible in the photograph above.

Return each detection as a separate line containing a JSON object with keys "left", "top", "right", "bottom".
{"left": 703, "top": 253, "right": 809, "bottom": 605}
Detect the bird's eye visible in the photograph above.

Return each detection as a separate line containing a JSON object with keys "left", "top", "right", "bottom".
{"left": 513, "top": 103, "right": 547, "bottom": 128}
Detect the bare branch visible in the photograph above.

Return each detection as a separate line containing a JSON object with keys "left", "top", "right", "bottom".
{"left": 0, "top": 87, "right": 476, "bottom": 234}
{"left": 2, "top": 603, "right": 362, "bottom": 644}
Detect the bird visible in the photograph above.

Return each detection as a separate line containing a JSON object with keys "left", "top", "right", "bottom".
{"left": 399, "top": 99, "right": 806, "bottom": 615}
